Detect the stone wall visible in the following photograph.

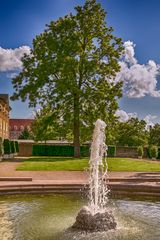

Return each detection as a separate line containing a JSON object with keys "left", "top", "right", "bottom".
{"left": 116, "top": 146, "right": 138, "bottom": 158}
{"left": 116, "top": 146, "right": 148, "bottom": 158}
{"left": 18, "top": 142, "right": 34, "bottom": 156}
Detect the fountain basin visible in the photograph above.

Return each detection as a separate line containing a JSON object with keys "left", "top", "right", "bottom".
{"left": 0, "top": 194, "right": 160, "bottom": 240}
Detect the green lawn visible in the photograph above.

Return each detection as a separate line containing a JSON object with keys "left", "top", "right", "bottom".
{"left": 16, "top": 157, "right": 160, "bottom": 172}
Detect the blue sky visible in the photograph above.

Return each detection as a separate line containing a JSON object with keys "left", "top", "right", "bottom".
{"left": 0, "top": 0, "right": 160, "bottom": 124}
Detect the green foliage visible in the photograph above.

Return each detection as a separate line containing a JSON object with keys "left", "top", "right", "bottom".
{"left": 19, "top": 127, "right": 32, "bottom": 140}
{"left": 31, "top": 108, "right": 71, "bottom": 141}
{"left": 32, "top": 144, "right": 115, "bottom": 157}
{"left": 0, "top": 137, "right": 3, "bottom": 156}
{"left": 149, "top": 124, "right": 160, "bottom": 145}
{"left": 107, "top": 146, "right": 116, "bottom": 157}
{"left": 149, "top": 146, "right": 158, "bottom": 159}
{"left": 15, "top": 141, "right": 19, "bottom": 153}
{"left": 80, "top": 145, "right": 90, "bottom": 157}
{"left": 10, "top": 141, "right": 16, "bottom": 154}
{"left": 11, "top": 0, "right": 123, "bottom": 156}
{"left": 137, "top": 146, "right": 143, "bottom": 157}
{"left": 148, "top": 146, "right": 160, "bottom": 160}
{"left": 32, "top": 145, "right": 90, "bottom": 157}
{"left": 116, "top": 118, "right": 148, "bottom": 146}
{"left": 157, "top": 148, "right": 160, "bottom": 160}
{"left": 3, "top": 139, "right": 11, "bottom": 154}
{"left": 33, "top": 145, "right": 90, "bottom": 157}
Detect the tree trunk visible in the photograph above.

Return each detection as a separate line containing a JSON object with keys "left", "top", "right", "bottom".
{"left": 73, "top": 93, "right": 81, "bottom": 157}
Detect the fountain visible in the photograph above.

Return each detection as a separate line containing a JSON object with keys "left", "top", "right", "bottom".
{"left": 72, "top": 119, "right": 117, "bottom": 232}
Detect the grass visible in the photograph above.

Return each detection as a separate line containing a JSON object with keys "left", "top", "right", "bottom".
{"left": 16, "top": 157, "right": 160, "bottom": 172}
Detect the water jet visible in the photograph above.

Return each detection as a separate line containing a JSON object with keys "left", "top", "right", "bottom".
{"left": 72, "top": 119, "right": 117, "bottom": 232}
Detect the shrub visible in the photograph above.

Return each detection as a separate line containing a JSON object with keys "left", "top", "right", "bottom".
{"left": 32, "top": 145, "right": 89, "bottom": 157}
{"left": 32, "top": 145, "right": 74, "bottom": 156}
{"left": 107, "top": 146, "right": 116, "bottom": 157}
{"left": 0, "top": 137, "right": 3, "bottom": 156}
{"left": 149, "top": 146, "right": 158, "bottom": 159}
{"left": 3, "top": 139, "right": 11, "bottom": 154}
{"left": 10, "top": 141, "right": 16, "bottom": 154}
{"left": 80, "top": 145, "right": 90, "bottom": 157}
{"left": 32, "top": 144, "right": 116, "bottom": 157}
{"left": 137, "top": 146, "right": 143, "bottom": 157}
{"left": 15, "top": 141, "right": 19, "bottom": 153}
{"left": 33, "top": 145, "right": 90, "bottom": 157}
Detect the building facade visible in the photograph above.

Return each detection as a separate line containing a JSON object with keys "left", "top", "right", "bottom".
{"left": 9, "top": 119, "right": 34, "bottom": 139}
{"left": 0, "top": 94, "right": 10, "bottom": 139}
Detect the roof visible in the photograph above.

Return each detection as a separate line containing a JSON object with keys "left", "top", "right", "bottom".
{"left": 10, "top": 119, "right": 34, "bottom": 125}
{"left": 9, "top": 119, "right": 34, "bottom": 131}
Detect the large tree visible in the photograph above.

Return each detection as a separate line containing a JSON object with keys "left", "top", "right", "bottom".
{"left": 11, "top": 0, "right": 123, "bottom": 157}
{"left": 116, "top": 118, "right": 148, "bottom": 146}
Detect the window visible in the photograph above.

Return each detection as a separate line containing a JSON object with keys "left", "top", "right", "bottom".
{"left": 14, "top": 125, "right": 17, "bottom": 130}
{"left": 20, "top": 125, "right": 24, "bottom": 131}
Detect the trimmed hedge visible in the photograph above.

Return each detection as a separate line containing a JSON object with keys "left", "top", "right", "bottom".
{"left": 2, "top": 140, "right": 19, "bottom": 156}
{"left": 3, "top": 139, "right": 11, "bottom": 154}
{"left": 32, "top": 144, "right": 116, "bottom": 157}
{"left": 32, "top": 145, "right": 74, "bottom": 156}
{"left": 80, "top": 145, "right": 90, "bottom": 157}
{"left": 10, "top": 141, "right": 16, "bottom": 154}
{"left": 107, "top": 146, "right": 116, "bottom": 157}
{"left": 15, "top": 141, "right": 19, "bottom": 153}
{"left": 0, "top": 137, "right": 3, "bottom": 156}
{"left": 157, "top": 147, "right": 160, "bottom": 159}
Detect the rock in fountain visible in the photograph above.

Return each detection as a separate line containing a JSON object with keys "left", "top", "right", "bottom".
{"left": 72, "top": 119, "right": 117, "bottom": 232}
{"left": 72, "top": 206, "right": 116, "bottom": 232}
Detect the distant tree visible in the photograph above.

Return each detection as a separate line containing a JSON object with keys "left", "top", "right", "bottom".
{"left": 149, "top": 124, "right": 160, "bottom": 145}
{"left": 31, "top": 107, "right": 72, "bottom": 142}
{"left": 19, "top": 127, "right": 32, "bottom": 140}
{"left": 11, "top": 0, "right": 123, "bottom": 157}
{"left": 116, "top": 118, "right": 148, "bottom": 146}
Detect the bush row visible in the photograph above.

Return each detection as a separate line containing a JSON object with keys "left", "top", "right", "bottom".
{"left": 146, "top": 146, "right": 159, "bottom": 159}
{"left": 137, "top": 145, "right": 160, "bottom": 159}
{"left": 32, "top": 145, "right": 116, "bottom": 157}
{"left": 2, "top": 139, "right": 19, "bottom": 155}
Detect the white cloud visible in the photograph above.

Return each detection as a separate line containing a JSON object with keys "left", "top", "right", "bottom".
{"left": 115, "top": 109, "right": 137, "bottom": 122}
{"left": 0, "top": 46, "right": 30, "bottom": 72}
{"left": 144, "top": 114, "right": 157, "bottom": 129}
{"left": 123, "top": 41, "right": 137, "bottom": 65}
{"left": 116, "top": 109, "right": 157, "bottom": 130}
{"left": 116, "top": 41, "right": 160, "bottom": 98}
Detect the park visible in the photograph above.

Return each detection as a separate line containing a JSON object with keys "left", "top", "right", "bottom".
{"left": 0, "top": 0, "right": 160, "bottom": 239}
